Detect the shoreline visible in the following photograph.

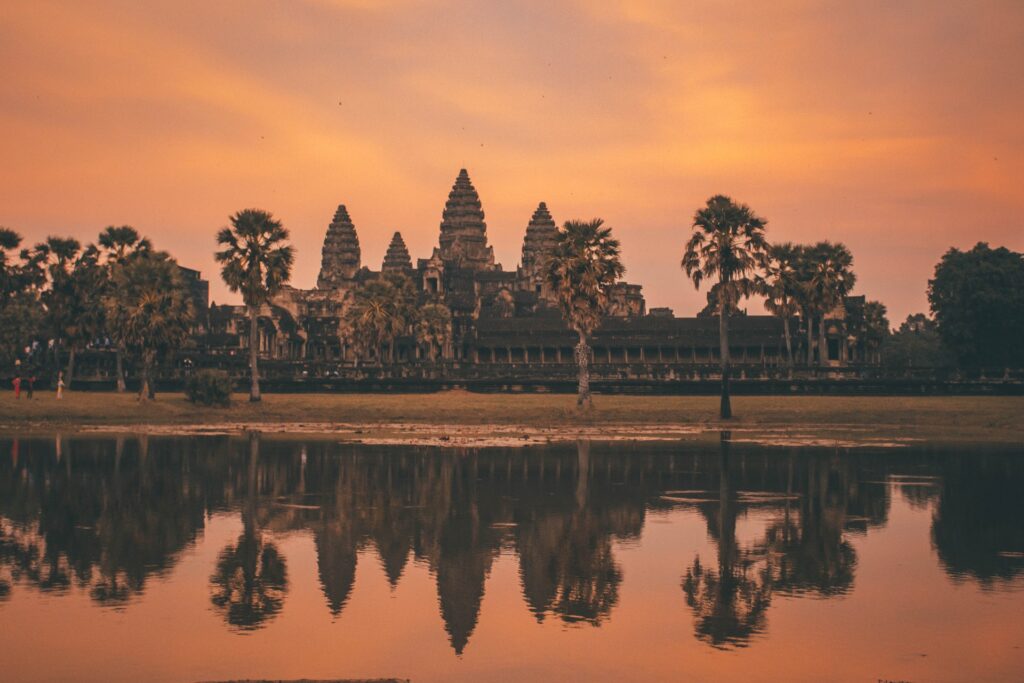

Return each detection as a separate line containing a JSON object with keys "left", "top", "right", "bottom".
{"left": 1, "top": 392, "right": 1022, "bottom": 445}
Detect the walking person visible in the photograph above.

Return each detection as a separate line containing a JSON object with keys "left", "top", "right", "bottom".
{"left": 56, "top": 371, "right": 65, "bottom": 400}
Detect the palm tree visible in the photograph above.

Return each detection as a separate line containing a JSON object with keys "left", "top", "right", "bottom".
{"left": 97, "top": 226, "right": 152, "bottom": 392}
{"left": 344, "top": 276, "right": 414, "bottom": 365}
{"left": 0, "top": 228, "right": 44, "bottom": 368}
{"left": 807, "top": 242, "right": 856, "bottom": 366}
{"left": 682, "top": 196, "right": 769, "bottom": 419}
{"left": 763, "top": 243, "right": 802, "bottom": 370}
{"left": 215, "top": 209, "right": 294, "bottom": 401}
{"left": 34, "top": 237, "right": 105, "bottom": 388}
{"left": 105, "top": 251, "right": 194, "bottom": 400}
{"left": 546, "top": 219, "right": 625, "bottom": 409}
{"left": 415, "top": 303, "right": 452, "bottom": 362}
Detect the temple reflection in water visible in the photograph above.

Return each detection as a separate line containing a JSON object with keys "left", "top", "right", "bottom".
{"left": 1, "top": 435, "right": 1022, "bottom": 654}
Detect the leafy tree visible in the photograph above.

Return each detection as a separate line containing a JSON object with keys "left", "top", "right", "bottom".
{"left": 105, "top": 251, "right": 194, "bottom": 400}
{"left": 215, "top": 209, "right": 294, "bottom": 401}
{"left": 927, "top": 242, "right": 1024, "bottom": 368}
{"left": 546, "top": 218, "right": 625, "bottom": 409}
{"left": 805, "top": 241, "right": 856, "bottom": 366}
{"left": 883, "top": 314, "right": 954, "bottom": 370}
{"left": 763, "top": 243, "right": 803, "bottom": 368}
{"left": 845, "top": 299, "right": 889, "bottom": 364}
{"left": 416, "top": 303, "right": 452, "bottom": 362}
{"left": 97, "top": 226, "right": 152, "bottom": 391}
{"left": 682, "top": 196, "right": 769, "bottom": 418}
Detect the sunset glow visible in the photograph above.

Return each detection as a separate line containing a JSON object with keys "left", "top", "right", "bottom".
{"left": 2, "top": 0, "right": 1022, "bottom": 321}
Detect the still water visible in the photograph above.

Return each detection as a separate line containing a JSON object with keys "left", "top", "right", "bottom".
{"left": 0, "top": 434, "right": 1022, "bottom": 682}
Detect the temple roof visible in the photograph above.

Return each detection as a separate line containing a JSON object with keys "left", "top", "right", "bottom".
{"left": 438, "top": 169, "right": 495, "bottom": 270}
{"left": 382, "top": 231, "right": 413, "bottom": 272}
{"left": 521, "top": 202, "right": 558, "bottom": 269}
{"left": 317, "top": 204, "right": 361, "bottom": 289}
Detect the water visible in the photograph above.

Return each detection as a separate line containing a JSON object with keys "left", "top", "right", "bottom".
{"left": 0, "top": 434, "right": 1022, "bottom": 683}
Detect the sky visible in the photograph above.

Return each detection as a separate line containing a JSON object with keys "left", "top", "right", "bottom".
{"left": 2, "top": 0, "right": 1022, "bottom": 324}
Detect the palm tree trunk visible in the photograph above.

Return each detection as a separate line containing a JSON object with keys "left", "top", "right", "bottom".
{"left": 115, "top": 345, "right": 126, "bottom": 392}
{"left": 138, "top": 350, "right": 152, "bottom": 401}
{"left": 806, "top": 314, "right": 814, "bottom": 366}
{"left": 783, "top": 317, "right": 793, "bottom": 371}
{"left": 65, "top": 346, "right": 76, "bottom": 391}
{"left": 575, "top": 330, "right": 592, "bottom": 409}
{"left": 818, "top": 316, "right": 828, "bottom": 367}
{"left": 719, "top": 310, "right": 732, "bottom": 419}
{"left": 248, "top": 306, "right": 261, "bottom": 402}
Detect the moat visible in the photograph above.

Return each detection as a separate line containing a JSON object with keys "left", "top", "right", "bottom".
{"left": 1, "top": 435, "right": 1022, "bottom": 682}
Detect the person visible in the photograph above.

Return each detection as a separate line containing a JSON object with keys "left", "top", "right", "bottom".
{"left": 12, "top": 375, "right": 21, "bottom": 399}
{"left": 25, "top": 373, "right": 34, "bottom": 400}
{"left": 56, "top": 371, "right": 65, "bottom": 400}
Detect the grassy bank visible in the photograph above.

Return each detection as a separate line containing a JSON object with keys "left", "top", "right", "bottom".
{"left": 0, "top": 390, "right": 1021, "bottom": 443}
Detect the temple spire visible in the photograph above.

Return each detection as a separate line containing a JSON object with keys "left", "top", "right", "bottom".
{"left": 317, "top": 204, "right": 361, "bottom": 289}
{"left": 382, "top": 231, "right": 413, "bottom": 272}
{"left": 437, "top": 169, "right": 495, "bottom": 270}
{"left": 521, "top": 202, "right": 557, "bottom": 268}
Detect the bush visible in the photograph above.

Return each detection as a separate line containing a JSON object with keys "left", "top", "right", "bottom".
{"left": 184, "top": 369, "right": 232, "bottom": 406}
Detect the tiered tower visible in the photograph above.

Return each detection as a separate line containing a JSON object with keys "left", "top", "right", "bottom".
{"left": 437, "top": 169, "right": 495, "bottom": 270}
{"left": 381, "top": 231, "right": 413, "bottom": 272}
{"left": 520, "top": 202, "right": 557, "bottom": 269}
{"left": 317, "top": 205, "right": 361, "bottom": 289}
{"left": 518, "top": 202, "right": 559, "bottom": 303}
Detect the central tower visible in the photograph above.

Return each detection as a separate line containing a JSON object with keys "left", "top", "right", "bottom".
{"left": 437, "top": 169, "right": 495, "bottom": 271}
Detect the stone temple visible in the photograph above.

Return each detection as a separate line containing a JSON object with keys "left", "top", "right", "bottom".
{"left": 205, "top": 169, "right": 865, "bottom": 371}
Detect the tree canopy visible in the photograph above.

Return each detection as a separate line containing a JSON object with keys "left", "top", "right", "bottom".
{"left": 928, "top": 242, "right": 1024, "bottom": 368}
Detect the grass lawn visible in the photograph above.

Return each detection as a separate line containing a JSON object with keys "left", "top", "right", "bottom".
{"left": 0, "top": 390, "right": 1021, "bottom": 443}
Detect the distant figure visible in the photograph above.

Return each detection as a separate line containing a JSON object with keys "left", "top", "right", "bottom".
{"left": 12, "top": 376, "right": 21, "bottom": 399}
{"left": 25, "top": 374, "right": 34, "bottom": 400}
{"left": 56, "top": 372, "right": 65, "bottom": 400}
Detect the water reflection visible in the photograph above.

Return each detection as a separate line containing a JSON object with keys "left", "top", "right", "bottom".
{"left": 1, "top": 434, "right": 1022, "bottom": 657}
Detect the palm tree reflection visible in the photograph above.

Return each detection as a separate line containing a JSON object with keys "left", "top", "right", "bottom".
{"left": 209, "top": 433, "right": 288, "bottom": 631}
{"left": 681, "top": 434, "right": 771, "bottom": 648}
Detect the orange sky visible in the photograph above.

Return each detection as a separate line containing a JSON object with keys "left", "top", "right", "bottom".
{"left": 2, "top": 0, "right": 1022, "bottom": 323}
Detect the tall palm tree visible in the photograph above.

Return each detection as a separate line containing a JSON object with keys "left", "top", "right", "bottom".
{"left": 546, "top": 219, "right": 624, "bottom": 409}
{"left": 34, "top": 237, "right": 105, "bottom": 388}
{"left": 97, "top": 226, "right": 151, "bottom": 391}
{"left": 682, "top": 196, "right": 769, "bottom": 419}
{"left": 215, "top": 209, "right": 294, "bottom": 401}
{"left": 763, "top": 243, "right": 802, "bottom": 369}
{"left": 807, "top": 242, "right": 856, "bottom": 366}
{"left": 105, "top": 251, "right": 193, "bottom": 400}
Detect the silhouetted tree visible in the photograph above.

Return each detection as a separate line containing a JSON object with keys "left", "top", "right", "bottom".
{"left": 682, "top": 196, "right": 769, "bottom": 418}
{"left": 546, "top": 219, "right": 625, "bottom": 409}
{"left": 215, "top": 209, "right": 294, "bottom": 401}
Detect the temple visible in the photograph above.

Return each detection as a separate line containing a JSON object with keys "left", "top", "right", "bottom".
{"left": 197, "top": 168, "right": 867, "bottom": 375}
